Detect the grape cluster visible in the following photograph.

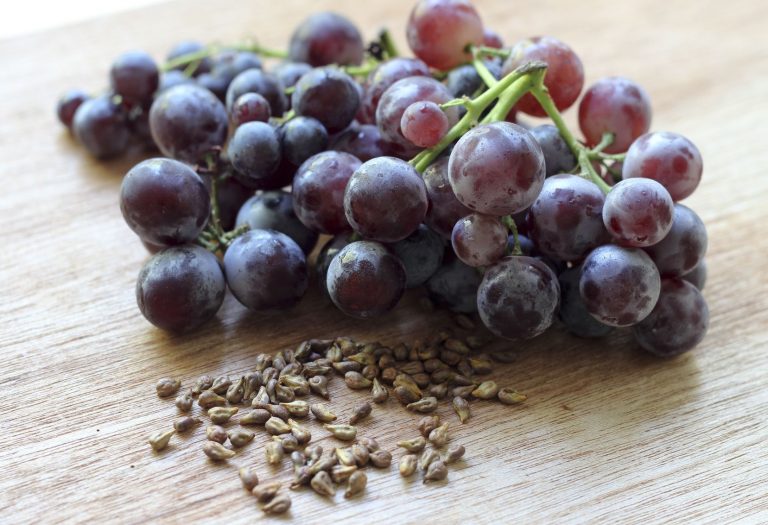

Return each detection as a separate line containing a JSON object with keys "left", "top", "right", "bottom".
{"left": 59, "top": 0, "right": 709, "bottom": 358}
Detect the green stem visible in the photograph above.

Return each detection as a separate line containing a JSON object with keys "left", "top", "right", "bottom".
{"left": 344, "top": 59, "right": 379, "bottom": 78}
{"left": 590, "top": 132, "right": 615, "bottom": 155}
{"left": 502, "top": 216, "right": 522, "bottom": 256}
{"left": 161, "top": 43, "right": 288, "bottom": 72}
{"left": 470, "top": 45, "right": 511, "bottom": 59}
{"left": 472, "top": 57, "right": 498, "bottom": 89}
{"left": 379, "top": 29, "right": 399, "bottom": 59}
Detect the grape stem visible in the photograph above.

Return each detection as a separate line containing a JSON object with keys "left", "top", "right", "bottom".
{"left": 502, "top": 216, "right": 523, "bottom": 256}
{"left": 161, "top": 42, "right": 288, "bottom": 73}
{"left": 471, "top": 55, "right": 498, "bottom": 89}
{"left": 378, "top": 29, "right": 400, "bottom": 59}
{"left": 470, "top": 45, "right": 511, "bottom": 59}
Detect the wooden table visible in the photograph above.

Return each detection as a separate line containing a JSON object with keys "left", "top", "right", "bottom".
{"left": 1, "top": 0, "right": 767, "bottom": 522}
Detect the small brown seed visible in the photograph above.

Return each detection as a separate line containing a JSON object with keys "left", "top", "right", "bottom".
{"left": 454, "top": 314, "right": 475, "bottom": 330}
{"left": 272, "top": 351, "right": 287, "bottom": 371}
{"left": 252, "top": 386, "right": 271, "bottom": 406}
{"left": 226, "top": 376, "right": 246, "bottom": 404}
{"left": 335, "top": 447, "right": 356, "bottom": 467}
{"left": 468, "top": 357, "right": 493, "bottom": 375}
{"left": 310, "top": 403, "right": 337, "bottom": 422}
{"left": 156, "top": 377, "right": 181, "bottom": 398}
{"left": 394, "top": 386, "right": 421, "bottom": 405}
{"left": 416, "top": 345, "right": 439, "bottom": 361}
{"left": 380, "top": 366, "right": 398, "bottom": 384}
{"left": 308, "top": 375, "right": 329, "bottom": 398}
{"left": 265, "top": 378, "right": 277, "bottom": 402}
{"left": 198, "top": 390, "right": 227, "bottom": 409}
{"left": 280, "top": 374, "right": 309, "bottom": 394}
{"left": 348, "top": 351, "right": 375, "bottom": 367}
{"left": 262, "top": 368, "right": 278, "bottom": 384}
{"left": 349, "top": 401, "right": 372, "bottom": 425}
{"left": 333, "top": 360, "right": 362, "bottom": 375}
{"left": 242, "top": 372, "right": 263, "bottom": 401}
{"left": 445, "top": 444, "right": 465, "bottom": 464}
{"left": 325, "top": 345, "right": 343, "bottom": 363}
{"left": 399, "top": 454, "right": 418, "bottom": 477}
{"left": 280, "top": 400, "right": 309, "bottom": 418}
{"left": 378, "top": 354, "right": 396, "bottom": 369}
{"left": 419, "top": 448, "right": 440, "bottom": 471}
{"left": 191, "top": 375, "right": 213, "bottom": 396}
{"left": 456, "top": 359, "right": 473, "bottom": 378}
{"left": 275, "top": 383, "right": 295, "bottom": 403}
{"left": 331, "top": 465, "right": 357, "bottom": 484}
{"left": 175, "top": 390, "right": 193, "bottom": 412}
{"left": 452, "top": 385, "right": 475, "bottom": 399}
{"left": 265, "top": 417, "right": 291, "bottom": 435}
{"left": 357, "top": 436, "right": 380, "bottom": 453}
{"left": 444, "top": 338, "right": 470, "bottom": 355}
{"left": 430, "top": 368, "right": 454, "bottom": 384}
{"left": 351, "top": 443, "right": 369, "bottom": 467}
{"left": 452, "top": 396, "right": 471, "bottom": 424}
{"left": 417, "top": 415, "right": 440, "bottom": 438}
{"left": 307, "top": 453, "right": 338, "bottom": 475}
{"left": 335, "top": 337, "right": 357, "bottom": 356}
{"left": 211, "top": 375, "right": 232, "bottom": 395}
{"left": 452, "top": 374, "right": 476, "bottom": 387}
{"left": 173, "top": 416, "right": 201, "bottom": 433}
{"left": 240, "top": 409, "right": 271, "bottom": 425}
{"left": 371, "top": 378, "right": 389, "bottom": 404}
{"left": 265, "top": 404, "right": 290, "bottom": 421}
{"left": 310, "top": 471, "right": 335, "bottom": 497}
{"left": 361, "top": 364, "right": 380, "bottom": 380}
{"left": 203, "top": 441, "right": 235, "bottom": 461}
{"left": 344, "top": 371, "right": 372, "bottom": 390}
{"left": 472, "top": 380, "right": 500, "bottom": 400}
{"left": 411, "top": 373, "right": 431, "bottom": 389}
{"left": 208, "top": 406, "right": 238, "bottom": 425}
{"left": 428, "top": 423, "right": 450, "bottom": 447}
{"left": 148, "top": 429, "right": 174, "bottom": 451}
{"left": 397, "top": 437, "right": 426, "bottom": 453}
{"left": 324, "top": 424, "right": 357, "bottom": 441}
{"left": 345, "top": 470, "right": 367, "bottom": 498}
{"left": 280, "top": 362, "right": 301, "bottom": 377}
{"left": 369, "top": 449, "right": 392, "bottom": 468}
{"left": 291, "top": 451, "right": 306, "bottom": 471}
{"left": 399, "top": 361, "right": 424, "bottom": 375}
{"left": 407, "top": 396, "right": 438, "bottom": 413}
{"left": 239, "top": 466, "right": 260, "bottom": 491}
{"left": 498, "top": 387, "right": 527, "bottom": 405}
{"left": 306, "top": 444, "right": 323, "bottom": 463}
{"left": 424, "top": 460, "right": 448, "bottom": 483}
{"left": 288, "top": 419, "right": 311, "bottom": 444}
{"left": 440, "top": 349, "right": 462, "bottom": 366}
{"left": 206, "top": 425, "right": 227, "bottom": 444}
{"left": 254, "top": 353, "right": 272, "bottom": 372}
{"left": 423, "top": 358, "right": 446, "bottom": 373}
{"left": 252, "top": 481, "right": 280, "bottom": 502}
{"left": 228, "top": 428, "right": 255, "bottom": 448}
{"left": 392, "top": 343, "right": 409, "bottom": 361}
{"left": 275, "top": 433, "right": 299, "bottom": 452}
{"left": 428, "top": 383, "right": 448, "bottom": 399}
{"left": 262, "top": 492, "right": 291, "bottom": 515}
{"left": 265, "top": 441, "right": 284, "bottom": 465}
{"left": 489, "top": 349, "right": 517, "bottom": 363}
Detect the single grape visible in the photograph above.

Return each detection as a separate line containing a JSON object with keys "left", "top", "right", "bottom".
{"left": 579, "top": 77, "right": 652, "bottom": 153}
{"left": 224, "top": 229, "right": 309, "bottom": 310}
{"left": 120, "top": 158, "right": 210, "bottom": 246}
{"left": 557, "top": 266, "right": 614, "bottom": 338}
{"left": 73, "top": 96, "right": 130, "bottom": 159}
{"left": 579, "top": 245, "right": 661, "bottom": 327}
{"left": 136, "top": 245, "right": 225, "bottom": 332}
{"left": 682, "top": 259, "right": 707, "bottom": 291}
{"left": 477, "top": 256, "right": 560, "bottom": 340}
{"left": 528, "top": 174, "right": 609, "bottom": 261}
{"left": 149, "top": 84, "right": 228, "bottom": 164}
{"left": 316, "top": 234, "right": 351, "bottom": 297}
{"left": 406, "top": 0, "right": 484, "bottom": 71}
{"left": 448, "top": 122, "right": 546, "bottom": 216}
{"left": 288, "top": 12, "right": 364, "bottom": 67}
{"left": 426, "top": 251, "right": 481, "bottom": 313}
{"left": 326, "top": 241, "right": 406, "bottom": 318}
{"left": 227, "top": 121, "right": 282, "bottom": 188}
{"left": 529, "top": 124, "right": 576, "bottom": 177}
{"left": 230, "top": 92, "right": 271, "bottom": 127}
{"left": 643, "top": 203, "right": 707, "bottom": 277}
{"left": 510, "top": 232, "right": 535, "bottom": 256}
{"left": 141, "top": 239, "right": 165, "bottom": 254}
{"left": 235, "top": 190, "right": 318, "bottom": 254}
{"left": 445, "top": 61, "right": 501, "bottom": 98}
{"left": 110, "top": 50, "right": 159, "bottom": 106}
{"left": 157, "top": 70, "right": 195, "bottom": 94}
{"left": 482, "top": 28, "right": 504, "bottom": 49}
{"left": 330, "top": 123, "right": 389, "bottom": 161}
{"left": 57, "top": 89, "right": 89, "bottom": 130}
{"left": 214, "top": 176, "right": 253, "bottom": 231}
{"left": 272, "top": 61, "right": 313, "bottom": 89}
{"left": 166, "top": 40, "right": 212, "bottom": 76}
{"left": 225, "top": 68, "right": 287, "bottom": 117}
{"left": 622, "top": 131, "right": 704, "bottom": 201}
{"left": 292, "top": 151, "right": 361, "bottom": 234}
{"left": 451, "top": 213, "right": 507, "bottom": 267}
{"left": 388, "top": 224, "right": 445, "bottom": 288}
{"left": 360, "top": 57, "right": 430, "bottom": 123}
{"left": 292, "top": 67, "right": 360, "bottom": 133}
{"left": 603, "top": 178, "right": 674, "bottom": 247}
{"left": 280, "top": 116, "right": 329, "bottom": 166}
{"left": 423, "top": 157, "right": 472, "bottom": 239}
{"left": 400, "top": 101, "right": 450, "bottom": 148}
{"left": 344, "top": 156, "right": 428, "bottom": 242}
{"left": 633, "top": 279, "right": 709, "bottom": 357}
{"left": 196, "top": 50, "right": 263, "bottom": 101}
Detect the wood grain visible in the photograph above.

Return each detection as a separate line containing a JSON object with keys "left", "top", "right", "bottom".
{"left": 1, "top": 0, "right": 767, "bottom": 523}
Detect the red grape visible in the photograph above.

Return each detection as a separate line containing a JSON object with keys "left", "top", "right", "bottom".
{"left": 331, "top": 123, "right": 389, "bottom": 161}
{"left": 603, "top": 178, "right": 674, "bottom": 247}
{"left": 360, "top": 57, "right": 430, "bottom": 124}
{"left": 482, "top": 28, "right": 504, "bottom": 49}
{"left": 451, "top": 213, "right": 507, "bottom": 267}
{"left": 423, "top": 157, "right": 472, "bottom": 239}
{"left": 288, "top": 12, "right": 364, "bottom": 67}
{"left": 400, "top": 101, "right": 450, "bottom": 148}
{"left": 225, "top": 68, "right": 287, "bottom": 117}
{"left": 110, "top": 50, "right": 159, "bottom": 107}
{"left": 57, "top": 89, "right": 89, "bottom": 130}
{"left": 529, "top": 124, "right": 577, "bottom": 177}
{"left": 230, "top": 92, "right": 271, "bottom": 127}
{"left": 292, "top": 67, "right": 360, "bottom": 133}
{"left": 643, "top": 203, "right": 707, "bottom": 277}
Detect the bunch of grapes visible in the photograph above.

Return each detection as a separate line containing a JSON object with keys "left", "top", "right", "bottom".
{"left": 58, "top": 0, "right": 708, "bottom": 358}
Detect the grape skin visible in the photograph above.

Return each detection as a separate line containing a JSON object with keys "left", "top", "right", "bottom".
{"left": 643, "top": 203, "right": 707, "bottom": 277}
{"left": 401, "top": 101, "right": 450, "bottom": 148}
{"left": 389, "top": 224, "right": 445, "bottom": 288}
{"left": 292, "top": 67, "right": 360, "bottom": 133}
{"left": 315, "top": 235, "right": 351, "bottom": 297}
{"left": 235, "top": 191, "right": 318, "bottom": 254}
{"left": 288, "top": 12, "right": 364, "bottom": 67}
{"left": 136, "top": 245, "right": 225, "bottom": 332}
{"left": 633, "top": 279, "right": 709, "bottom": 357}
{"left": 423, "top": 157, "right": 472, "bottom": 239}
{"left": 225, "top": 68, "right": 287, "bottom": 117}
{"left": 166, "top": 41, "right": 212, "bottom": 76}
{"left": 426, "top": 251, "right": 481, "bottom": 313}
{"left": 451, "top": 213, "right": 507, "bottom": 267}
{"left": 272, "top": 62, "right": 313, "bottom": 90}
{"left": 227, "top": 121, "right": 282, "bottom": 188}
{"left": 157, "top": 70, "right": 195, "bottom": 94}
{"left": 330, "top": 123, "right": 389, "bottom": 162}
{"left": 214, "top": 176, "right": 253, "bottom": 231}
{"left": 230, "top": 93, "right": 271, "bottom": 127}
{"left": 224, "top": 229, "right": 309, "bottom": 310}
{"left": 579, "top": 245, "right": 661, "bottom": 327}
{"left": 603, "top": 178, "right": 674, "bottom": 247}
{"left": 326, "top": 241, "right": 406, "bottom": 318}
{"left": 196, "top": 51, "right": 263, "bottom": 102}
{"left": 360, "top": 57, "right": 431, "bottom": 123}
{"left": 682, "top": 260, "right": 707, "bottom": 291}
{"left": 482, "top": 28, "right": 504, "bottom": 49}
{"left": 557, "top": 266, "right": 615, "bottom": 338}
{"left": 529, "top": 124, "right": 576, "bottom": 177}
{"left": 110, "top": 50, "right": 159, "bottom": 106}
{"left": 73, "top": 96, "right": 129, "bottom": 159}
{"left": 477, "top": 256, "right": 560, "bottom": 340}
{"left": 280, "top": 116, "right": 329, "bottom": 166}
{"left": 57, "top": 89, "right": 89, "bottom": 130}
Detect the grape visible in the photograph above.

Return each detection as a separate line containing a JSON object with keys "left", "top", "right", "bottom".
{"left": 682, "top": 259, "right": 707, "bottom": 291}
{"left": 423, "top": 157, "right": 472, "bottom": 239}
{"left": 288, "top": 12, "right": 364, "bottom": 67}
{"left": 272, "top": 61, "right": 313, "bottom": 89}
{"left": 136, "top": 245, "right": 225, "bottom": 332}
{"left": 326, "top": 241, "right": 406, "bottom": 318}
{"left": 502, "top": 36, "right": 584, "bottom": 117}
{"left": 110, "top": 50, "right": 159, "bottom": 107}
{"left": 389, "top": 224, "right": 445, "bottom": 287}
{"left": 280, "top": 116, "right": 329, "bottom": 166}
{"left": 73, "top": 96, "right": 130, "bottom": 159}
{"left": 214, "top": 176, "right": 253, "bottom": 231}
{"left": 579, "top": 245, "right": 660, "bottom": 327}
{"left": 196, "top": 50, "right": 263, "bottom": 101}
{"left": 292, "top": 67, "right": 360, "bottom": 133}
{"left": 157, "top": 70, "right": 195, "bottom": 94}
{"left": 557, "top": 267, "right": 614, "bottom": 338}
{"left": 448, "top": 122, "right": 546, "bottom": 216}
{"left": 344, "top": 156, "right": 428, "bottom": 242}
{"left": 120, "top": 158, "right": 210, "bottom": 246}
{"left": 633, "top": 279, "right": 709, "bottom": 357}
{"left": 400, "top": 101, "right": 450, "bottom": 148}
{"left": 141, "top": 239, "right": 165, "bottom": 254}
{"left": 622, "top": 131, "right": 703, "bottom": 201}
{"left": 331, "top": 123, "right": 389, "bottom": 161}
{"left": 57, "top": 89, "right": 89, "bottom": 130}
{"left": 292, "top": 151, "right": 361, "bottom": 234}
{"left": 451, "top": 213, "right": 507, "bottom": 267}
{"left": 166, "top": 40, "right": 212, "bottom": 76}
{"left": 227, "top": 121, "right": 282, "bottom": 188}
{"left": 426, "top": 251, "right": 481, "bottom": 313}
{"left": 225, "top": 68, "right": 287, "bottom": 117}
{"left": 230, "top": 93, "right": 271, "bottom": 127}
{"left": 445, "top": 61, "right": 501, "bottom": 98}
{"left": 529, "top": 124, "right": 576, "bottom": 177}
{"left": 482, "top": 28, "right": 504, "bottom": 49}
{"left": 149, "top": 84, "right": 228, "bottom": 164}
{"left": 224, "top": 230, "right": 309, "bottom": 310}
{"left": 528, "top": 174, "right": 609, "bottom": 261}
{"left": 406, "top": 0, "right": 484, "bottom": 71}
{"left": 603, "top": 178, "right": 674, "bottom": 247}
{"left": 235, "top": 190, "right": 318, "bottom": 254}
{"left": 477, "top": 256, "right": 560, "bottom": 340}
{"left": 316, "top": 235, "right": 351, "bottom": 297}
{"left": 643, "top": 203, "right": 707, "bottom": 277}
{"left": 579, "top": 77, "right": 652, "bottom": 153}
{"left": 376, "top": 76, "right": 459, "bottom": 151}
{"left": 360, "top": 57, "right": 430, "bottom": 123}
{"left": 510, "top": 232, "right": 535, "bottom": 256}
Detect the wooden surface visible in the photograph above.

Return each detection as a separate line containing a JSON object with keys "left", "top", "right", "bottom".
{"left": 1, "top": 0, "right": 767, "bottom": 523}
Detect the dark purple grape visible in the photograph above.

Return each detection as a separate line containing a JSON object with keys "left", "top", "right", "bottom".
{"left": 57, "top": 89, "right": 89, "bottom": 130}
{"left": 141, "top": 239, "right": 165, "bottom": 254}
{"left": 280, "top": 116, "right": 329, "bottom": 166}
{"left": 230, "top": 93, "right": 271, "bottom": 127}
{"left": 149, "top": 84, "right": 228, "bottom": 164}
{"left": 157, "top": 70, "right": 195, "bottom": 94}
{"left": 326, "top": 241, "right": 406, "bottom": 318}
{"left": 272, "top": 61, "right": 313, "bottom": 89}
{"left": 682, "top": 259, "right": 707, "bottom": 290}
{"left": 225, "top": 68, "right": 287, "bottom": 117}
{"left": 528, "top": 174, "right": 609, "bottom": 261}
{"left": 579, "top": 245, "right": 660, "bottom": 327}
{"left": 288, "top": 12, "right": 364, "bottom": 67}
{"left": 126, "top": 109, "right": 156, "bottom": 150}
{"left": 110, "top": 51, "right": 159, "bottom": 106}
{"left": 483, "top": 28, "right": 504, "bottom": 48}
{"left": 344, "top": 156, "right": 428, "bottom": 242}
{"left": 120, "top": 158, "right": 210, "bottom": 246}
{"left": 235, "top": 190, "right": 318, "bottom": 254}
{"left": 227, "top": 121, "right": 282, "bottom": 188}
{"left": 166, "top": 40, "right": 212, "bottom": 76}
{"left": 477, "top": 256, "right": 560, "bottom": 340}
{"left": 215, "top": 176, "right": 253, "bottom": 231}
{"left": 136, "top": 245, "right": 225, "bottom": 332}
{"left": 196, "top": 50, "right": 263, "bottom": 102}
{"left": 73, "top": 95, "right": 130, "bottom": 159}
{"left": 360, "top": 57, "right": 430, "bottom": 123}
{"left": 388, "top": 224, "right": 445, "bottom": 288}
{"left": 529, "top": 124, "right": 576, "bottom": 177}
{"left": 643, "top": 203, "right": 707, "bottom": 277}
{"left": 400, "top": 101, "right": 449, "bottom": 148}
{"left": 510, "top": 233, "right": 535, "bottom": 255}
{"left": 426, "top": 252, "right": 481, "bottom": 313}
{"left": 331, "top": 123, "right": 389, "bottom": 161}
{"left": 449, "top": 122, "right": 545, "bottom": 216}
{"left": 224, "top": 229, "right": 309, "bottom": 310}
{"left": 451, "top": 213, "right": 507, "bottom": 267}
{"left": 316, "top": 234, "right": 351, "bottom": 296}
{"left": 633, "top": 279, "right": 709, "bottom": 357}
{"left": 446, "top": 64, "right": 482, "bottom": 98}
{"left": 557, "top": 267, "right": 614, "bottom": 338}
{"left": 603, "top": 178, "right": 674, "bottom": 247}
{"left": 292, "top": 67, "right": 360, "bottom": 133}
{"left": 292, "top": 151, "right": 360, "bottom": 234}
{"left": 423, "top": 157, "right": 472, "bottom": 239}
